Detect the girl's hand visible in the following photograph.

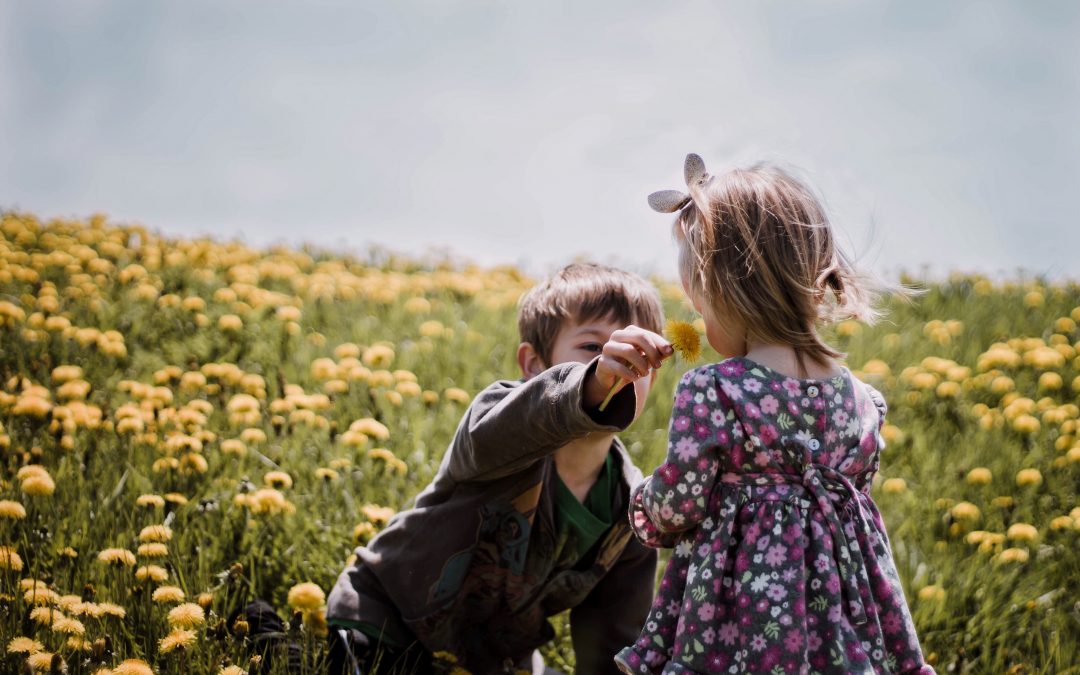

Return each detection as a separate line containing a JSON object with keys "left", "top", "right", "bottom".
{"left": 586, "top": 325, "right": 674, "bottom": 409}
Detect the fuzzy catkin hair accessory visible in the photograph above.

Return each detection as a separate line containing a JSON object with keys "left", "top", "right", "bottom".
{"left": 647, "top": 153, "right": 711, "bottom": 213}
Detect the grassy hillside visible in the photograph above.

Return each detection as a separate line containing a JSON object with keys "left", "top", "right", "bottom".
{"left": 0, "top": 212, "right": 1077, "bottom": 674}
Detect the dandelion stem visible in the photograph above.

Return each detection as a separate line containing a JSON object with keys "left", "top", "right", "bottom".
{"left": 598, "top": 379, "right": 623, "bottom": 412}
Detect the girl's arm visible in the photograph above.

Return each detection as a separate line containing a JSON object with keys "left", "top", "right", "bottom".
{"left": 630, "top": 366, "right": 727, "bottom": 545}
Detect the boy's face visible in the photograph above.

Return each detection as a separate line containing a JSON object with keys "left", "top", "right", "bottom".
{"left": 524, "top": 315, "right": 657, "bottom": 421}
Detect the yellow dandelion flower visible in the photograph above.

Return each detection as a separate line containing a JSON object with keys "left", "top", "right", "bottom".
{"left": 1006, "top": 523, "right": 1039, "bottom": 542}
{"left": 197, "top": 592, "right": 214, "bottom": 609}
{"left": 950, "top": 502, "right": 981, "bottom": 522}
{"left": 666, "top": 320, "right": 702, "bottom": 362}
{"left": 21, "top": 474, "right": 56, "bottom": 497}
{"left": 360, "top": 504, "right": 396, "bottom": 525}
{"left": 0, "top": 546, "right": 24, "bottom": 572}
{"left": 7, "top": 636, "right": 44, "bottom": 655}
{"left": 219, "top": 666, "right": 246, "bottom": 675}
{"left": 152, "top": 586, "right": 185, "bottom": 604}
{"left": 218, "top": 314, "right": 243, "bottom": 331}
{"left": 136, "top": 565, "right": 169, "bottom": 583}
{"left": 1015, "top": 468, "right": 1042, "bottom": 487}
{"left": 996, "top": 547, "right": 1030, "bottom": 564}
{"left": 286, "top": 582, "right": 326, "bottom": 611}
{"left": 136, "top": 494, "right": 165, "bottom": 509}
{"left": 166, "top": 602, "right": 205, "bottom": 629}
{"left": 97, "top": 548, "right": 137, "bottom": 567}
{"left": 66, "top": 636, "right": 92, "bottom": 652}
{"left": 111, "top": 659, "right": 155, "bottom": 675}
{"left": 353, "top": 522, "right": 377, "bottom": 545}
{"left": 164, "top": 493, "right": 189, "bottom": 506}
{"left": 138, "top": 543, "right": 169, "bottom": 558}
{"left": 361, "top": 344, "right": 395, "bottom": 368}
{"left": 26, "top": 651, "right": 59, "bottom": 671}
{"left": 917, "top": 585, "right": 946, "bottom": 602}
{"left": 965, "top": 467, "right": 992, "bottom": 485}
{"left": 1049, "top": 515, "right": 1074, "bottom": 531}
{"left": 880, "top": 478, "right": 907, "bottom": 495}
{"left": 315, "top": 467, "right": 339, "bottom": 481}
{"left": 158, "top": 628, "right": 197, "bottom": 654}
{"left": 244, "top": 488, "right": 295, "bottom": 515}
{"left": 97, "top": 602, "right": 126, "bottom": 618}
{"left": 350, "top": 418, "right": 390, "bottom": 440}
{"left": 30, "top": 606, "right": 61, "bottom": 625}
{"left": 139, "top": 524, "right": 173, "bottom": 543}
{"left": 263, "top": 471, "right": 293, "bottom": 489}
{"left": 50, "top": 616, "right": 85, "bottom": 635}
{"left": 444, "top": 387, "right": 471, "bottom": 404}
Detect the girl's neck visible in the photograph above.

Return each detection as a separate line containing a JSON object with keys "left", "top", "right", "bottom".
{"left": 743, "top": 341, "right": 843, "bottom": 380}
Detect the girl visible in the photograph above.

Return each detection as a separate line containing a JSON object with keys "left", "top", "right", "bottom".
{"left": 615, "top": 155, "right": 933, "bottom": 674}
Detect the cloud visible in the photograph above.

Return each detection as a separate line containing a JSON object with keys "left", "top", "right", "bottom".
{"left": 2, "top": 0, "right": 1077, "bottom": 279}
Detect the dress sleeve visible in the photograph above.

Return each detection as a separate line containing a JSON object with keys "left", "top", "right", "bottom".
{"left": 629, "top": 366, "right": 728, "bottom": 546}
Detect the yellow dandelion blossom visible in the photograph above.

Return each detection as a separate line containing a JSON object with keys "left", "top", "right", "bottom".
{"left": 353, "top": 522, "right": 377, "bottom": 545}
{"left": 218, "top": 314, "right": 243, "bottom": 332}
{"left": 263, "top": 471, "right": 293, "bottom": 489}
{"left": 152, "top": 586, "right": 185, "bottom": 604}
{"left": 315, "top": 467, "right": 339, "bottom": 481}
{"left": 135, "top": 494, "right": 165, "bottom": 509}
{"left": 30, "top": 606, "right": 61, "bottom": 625}
{"left": 360, "top": 504, "right": 396, "bottom": 525}
{"left": 0, "top": 546, "right": 24, "bottom": 572}
{"left": 197, "top": 592, "right": 214, "bottom": 609}
{"left": 880, "top": 478, "right": 907, "bottom": 495}
{"left": 917, "top": 585, "right": 946, "bottom": 602}
{"left": 112, "top": 659, "right": 155, "bottom": 675}
{"left": 1015, "top": 468, "right": 1042, "bottom": 487}
{"left": 136, "top": 565, "right": 169, "bottom": 583}
{"left": 167, "top": 602, "right": 205, "bottom": 629}
{"left": 666, "top": 320, "right": 702, "bottom": 362}
{"left": 443, "top": 387, "right": 470, "bottom": 404}
{"left": 164, "top": 493, "right": 189, "bottom": 506}
{"left": 7, "top": 636, "right": 44, "bottom": 655}
{"left": 50, "top": 616, "right": 85, "bottom": 635}
{"left": 139, "top": 524, "right": 173, "bottom": 543}
{"left": 158, "top": 628, "right": 197, "bottom": 654}
{"left": 965, "top": 468, "right": 992, "bottom": 485}
{"left": 349, "top": 418, "right": 390, "bottom": 440}
{"left": 138, "top": 543, "right": 169, "bottom": 558}
{"left": 219, "top": 666, "right": 246, "bottom": 675}
{"left": 286, "top": 582, "right": 326, "bottom": 612}
{"left": 98, "top": 602, "right": 126, "bottom": 619}
{"left": 97, "top": 548, "right": 137, "bottom": 567}
{"left": 21, "top": 474, "right": 56, "bottom": 497}
{"left": 1007, "top": 523, "right": 1039, "bottom": 542}
{"left": 996, "top": 547, "right": 1030, "bottom": 564}
{"left": 950, "top": 502, "right": 981, "bottom": 522}
{"left": 26, "top": 651, "right": 59, "bottom": 671}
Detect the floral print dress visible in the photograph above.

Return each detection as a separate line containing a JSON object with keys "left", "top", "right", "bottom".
{"left": 615, "top": 358, "right": 934, "bottom": 675}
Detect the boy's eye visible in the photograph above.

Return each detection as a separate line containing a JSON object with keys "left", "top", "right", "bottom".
{"left": 580, "top": 343, "right": 602, "bottom": 353}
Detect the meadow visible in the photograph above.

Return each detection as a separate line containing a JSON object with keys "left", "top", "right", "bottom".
{"left": 0, "top": 212, "right": 1077, "bottom": 674}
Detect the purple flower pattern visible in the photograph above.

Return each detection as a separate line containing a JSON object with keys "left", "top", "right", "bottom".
{"left": 616, "top": 358, "right": 933, "bottom": 675}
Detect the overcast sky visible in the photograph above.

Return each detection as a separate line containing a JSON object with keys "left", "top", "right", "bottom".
{"left": 2, "top": 1, "right": 1078, "bottom": 280}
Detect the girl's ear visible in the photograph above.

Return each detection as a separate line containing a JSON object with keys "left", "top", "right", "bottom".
{"left": 517, "top": 342, "right": 546, "bottom": 380}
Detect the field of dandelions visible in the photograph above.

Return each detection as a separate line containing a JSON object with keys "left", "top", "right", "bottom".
{"left": 0, "top": 212, "right": 1077, "bottom": 675}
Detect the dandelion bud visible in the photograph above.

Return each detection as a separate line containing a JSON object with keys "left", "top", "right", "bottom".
{"left": 229, "top": 562, "right": 244, "bottom": 578}
{"left": 233, "top": 616, "right": 249, "bottom": 636}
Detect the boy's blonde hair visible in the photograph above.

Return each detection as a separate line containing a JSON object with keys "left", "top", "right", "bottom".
{"left": 518, "top": 262, "right": 664, "bottom": 366}
{"left": 675, "top": 164, "right": 879, "bottom": 367}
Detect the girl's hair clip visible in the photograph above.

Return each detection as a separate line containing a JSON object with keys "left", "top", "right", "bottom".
{"left": 647, "top": 153, "right": 711, "bottom": 213}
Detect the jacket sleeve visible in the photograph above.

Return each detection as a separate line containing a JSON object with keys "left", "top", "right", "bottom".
{"left": 632, "top": 366, "right": 728, "bottom": 543}
{"left": 446, "top": 358, "right": 637, "bottom": 483}
{"left": 569, "top": 537, "right": 656, "bottom": 675}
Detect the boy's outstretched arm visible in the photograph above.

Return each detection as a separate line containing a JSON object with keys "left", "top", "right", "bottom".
{"left": 447, "top": 327, "right": 670, "bottom": 484}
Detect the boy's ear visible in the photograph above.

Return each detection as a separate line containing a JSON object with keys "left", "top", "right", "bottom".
{"left": 517, "top": 342, "right": 547, "bottom": 380}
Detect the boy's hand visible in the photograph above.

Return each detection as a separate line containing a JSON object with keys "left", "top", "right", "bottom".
{"left": 585, "top": 326, "right": 674, "bottom": 409}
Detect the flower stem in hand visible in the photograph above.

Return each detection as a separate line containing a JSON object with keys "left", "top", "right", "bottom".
{"left": 598, "top": 378, "right": 623, "bottom": 412}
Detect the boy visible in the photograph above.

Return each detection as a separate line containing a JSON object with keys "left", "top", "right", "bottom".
{"left": 326, "top": 262, "right": 673, "bottom": 674}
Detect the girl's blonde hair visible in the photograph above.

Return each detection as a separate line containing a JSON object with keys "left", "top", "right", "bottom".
{"left": 675, "top": 164, "right": 880, "bottom": 368}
